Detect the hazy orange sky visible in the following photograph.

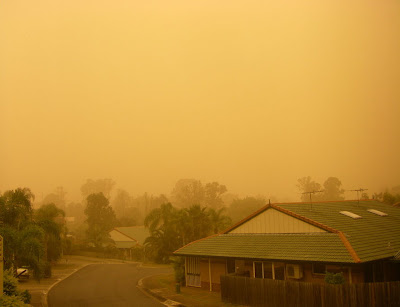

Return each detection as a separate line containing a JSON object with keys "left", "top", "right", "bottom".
{"left": 1, "top": 0, "right": 399, "bottom": 203}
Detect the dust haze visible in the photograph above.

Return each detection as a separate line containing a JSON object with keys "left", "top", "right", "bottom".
{"left": 1, "top": 0, "right": 399, "bottom": 203}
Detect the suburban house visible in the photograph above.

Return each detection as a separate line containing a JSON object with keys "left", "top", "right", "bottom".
{"left": 174, "top": 200, "right": 400, "bottom": 291}
{"left": 109, "top": 226, "right": 149, "bottom": 260}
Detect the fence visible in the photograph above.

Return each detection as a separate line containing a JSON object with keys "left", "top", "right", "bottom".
{"left": 220, "top": 275, "right": 400, "bottom": 307}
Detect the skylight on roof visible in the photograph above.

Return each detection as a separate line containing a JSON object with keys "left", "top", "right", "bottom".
{"left": 340, "top": 211, "right": 362, "bottom": 219}
{"left": 367, "top": 209, "right": 388, "bottom": 216}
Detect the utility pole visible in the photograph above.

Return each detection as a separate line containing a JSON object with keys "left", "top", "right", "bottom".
{"left": 348, "top": 188, "right": 368, "bottom": 204}
{"left": 0, "top": 235, "right": 3, "bottom": 297}
{"left": 302, "top": 190, "right": 324, "bottom": 210}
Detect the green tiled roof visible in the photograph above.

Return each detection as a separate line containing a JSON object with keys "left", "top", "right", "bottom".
{"left": 174, "top": 200, "right": 400, "bottom": 263}
{"left": 175, "top": 233, "right": 353, "bottom": 263}
{"left": 278, "top": 201, "right": 400, "bottom": 263}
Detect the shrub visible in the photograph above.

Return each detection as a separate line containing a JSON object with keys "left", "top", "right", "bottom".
{"left": 19, "top": 290, "right": 31, "bottom": 304}
{"left": 171, "top": 256, "right": 185, "bottom": 286}
{"left": 0, "top": 295, "right": 29, "bottom": 307}
{"left": 2, "top": 269, "right": 31, "bottom": 305}
{"left": 325, "top": 271, "right": 345, "bottom": 284}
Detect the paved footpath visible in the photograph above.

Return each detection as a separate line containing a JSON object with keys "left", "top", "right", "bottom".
{"left": 18, "top": 255, "right": 170, "bottom": 307}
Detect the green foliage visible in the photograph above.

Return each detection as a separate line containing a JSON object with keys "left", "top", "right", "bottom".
{"left": 42, "top": 187, "right": 67, "bottom": 211}
{"left": 204, "top": 182, "right": 227, "bottom": 209}
{"left": 19, "top": 290, "right": 31, "bottom": 304}
{"left": 44, "top": 261, "right": 52, "bottom": 278}
{"left": 171, "top": 179, "right": 228, "bottom": 209}
{"left": 0, "top": 295, "right": 30, "bottom": 307}
{"left": 383, "top": 191, "right": 400, "bottom": 205}
{"left": 297, "top": 176, "right": 344, "bottom": 202}
{"left": 2, "top": 269, "right": 31, "bottom": 305}
{"left": 325, "top": 272, "right": 345, "bottom": 284}
{"left": 171, "top": 256, "right": 186, "bottom": 285}
{"left": 208, "top": 207, "right": 232, "bottom": 233}
{"left": 3, "top": 269, "right": 18, "bottom": 296}
{"left": 0, "top": 188, "right": 34, "bottom": 230}
{"left": 81, "top": 178, "right": 115, "bottom": 200}
{"left": 84, "top": 193, "right": 116, "bottom": 248}
{"left": 111, "top": 190, "right": 144, "bottom": 226}
{"left": 227, "top": 197, "right": 265, "bottom": 224}
{"left": 171, "top": 179, "right": 205, "bottom": 208}
{"left": 0, "top": 188, "right": 67, "bottom": 282}
{"left": 144, "top": 203, "right": 232, "bottom": 263}
{"left": 297, "top": 177, "right": 322, "bottom": 202}
{"left": 35, "top": 203, "right": 66, "bottom": 262}
{"left": 323, "top": 177, "right": 345, "bottom": 201}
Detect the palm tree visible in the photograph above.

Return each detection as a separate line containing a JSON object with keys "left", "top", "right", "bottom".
{"left": 208, "top": 207, "right": 232, "bottom": 234}
{"left": 1, "top": 188, "right": 35, "bottom": 230}
{"left": 184, "top": 204, "right": 212, "bottom": 242}
{"left": 144, "top": 202, "right": 177, "bottom": 232}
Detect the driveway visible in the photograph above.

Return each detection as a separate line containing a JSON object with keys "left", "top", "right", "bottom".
{"left": 47, "top": 263, "right": 172, "bottom": 307}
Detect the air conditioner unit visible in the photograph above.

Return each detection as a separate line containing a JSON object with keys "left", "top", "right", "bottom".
{"left": 286, "top": 264, "right": 303, "bottom": 279}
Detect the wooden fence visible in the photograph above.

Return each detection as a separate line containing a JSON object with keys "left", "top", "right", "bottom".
{"left": 220, "top": 275, "right": 400, "bottom": 307}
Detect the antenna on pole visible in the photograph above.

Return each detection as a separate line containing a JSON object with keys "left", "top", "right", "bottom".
{"left": 348, "top": 188, "right": 368, "bottom": 204}
{"left": 302, "top": 190, "right": 324, "bottom": 210}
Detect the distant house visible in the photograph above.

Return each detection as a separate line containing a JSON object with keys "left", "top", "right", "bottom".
{"left": 174, "top": 200, "right": 400, "bottom": 291}
{"left": 109, "top": 226, "right": 149, "bottom": 260}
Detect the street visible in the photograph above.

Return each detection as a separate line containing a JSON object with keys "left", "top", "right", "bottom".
{"left": 47, "top": 263, "right": 171, "bottom": 307}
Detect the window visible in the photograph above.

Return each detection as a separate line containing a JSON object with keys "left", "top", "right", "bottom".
{"left": 313, "top": 263, "right": 326, "bottom": 275}
{"left": 367, "top": 209, "right": 388, "bottom": 216}
{"left": 254, "top": 262, "right": 263, "bottom": 278}
{"left": 340, "top": 211, "right": 362, "bottom": 219}
{"left": 227, "top": 259, "right": 235, "bottom": 274}
{"left": 287, "top": 265, "right": 294, "bottom": 277}
{"left": 274, "top": 262, "right": 285, "bottom": 280}
{"left": 263, "top": 262, "right": 273, "bottom": 279}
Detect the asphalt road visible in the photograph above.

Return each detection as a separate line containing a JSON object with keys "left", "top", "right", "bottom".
{"left": 47, "top": 263, "right": 171, "bottom": 307}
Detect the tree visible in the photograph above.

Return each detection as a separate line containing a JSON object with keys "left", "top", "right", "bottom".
{"left": 171, "top": 179, "right": 204, "bottom": 207}
{"left": 208, "top": 207, "right": 232, "bottom": 234}
{"left": 35, "top": 203, "right": 66, "bottom": 262}
{"left": 81, "top": 179, "right": 115, "bottom": 200}
{"left": 144, "top": 228, "right": 180, "bottom": 263}
{"left": 84, "top": 193, "right": 116, "bottom": 248}
{"left": 297, "top": 177, "right": 323, "bottom": 202}
{"left": 17, "top": 225, "right": 45, "bottom": 280}
{"left": 0, "top": 188, "right": 50, "bottom": 281}
{"left": 204, "top": 182, "right": 227, "bottom": 209}
{"left": 0, "top": 188, "right": 34, "bottom": 230}
{"left": 112, "top": 189, "right": 132, "bottom": 218}
{"left": 184, "top": 205, "right": 212, "bottom": 243}
{"left": 227, "top": 197, "right": 266, "bottom": 224}
{"left": 42, "top": 187, "right": 67, "bottom": 211}
{"left": 322, "top": 177, "right": 344, "bottom": 201}
{"left": 144, "top": 203, "right": 177, "bottom": 232}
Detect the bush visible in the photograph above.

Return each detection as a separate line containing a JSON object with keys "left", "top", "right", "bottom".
{"left": 19, "top": 290, "right": 31, "bottom": 304}
{"left": 171, "top": 256, "right": 185, "bottom": 286}
{"left": 0, "top": 295, "right": 30, "bottom": 307}
{"left": 325, "top": 272, "right": 345, "bottom": 284}
{"left": 3, "top": 269, "right": 18, "bottom": 296}
{"left": 2, "top": 269, "right": 31, "bottom": 305}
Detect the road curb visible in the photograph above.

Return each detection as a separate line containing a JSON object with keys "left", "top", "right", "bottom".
{"left": 137, "top": 277, "right": 186, "bottom": 307}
